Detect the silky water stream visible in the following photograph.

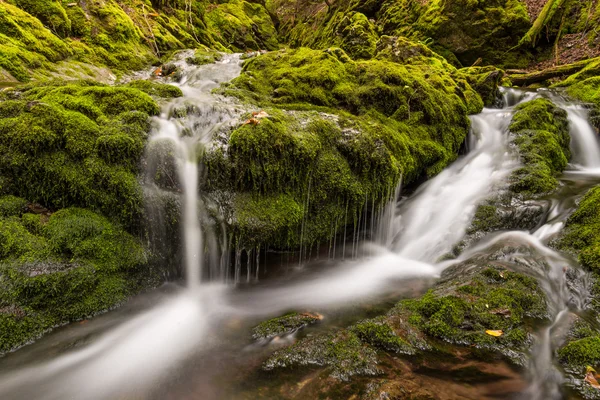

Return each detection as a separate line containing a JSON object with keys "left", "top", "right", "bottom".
{"left": 0, "top": 61, "right": 599, "bottom": 399}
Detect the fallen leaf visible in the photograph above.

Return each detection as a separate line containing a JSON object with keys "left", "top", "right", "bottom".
{"left": 586, "top": 366, "right": 600, "bottom": 389}
{"left": 485, "top": 330, "right": 503, "bottom": 337}
{"left": 490, "top": 308, "right": 512, "bottom": 318}
{"left": 255, "top": 111, "right": 269, "bottom": 119}
{"left": 242, "top": 118, "right": 261, "bottom": 126}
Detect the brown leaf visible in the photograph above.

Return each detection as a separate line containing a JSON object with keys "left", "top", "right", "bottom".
{"left": 490, "top": 308, "right": 512, "bottom": 318}
{"left": 586, "top": 366, "right": 600, "bottom": 389}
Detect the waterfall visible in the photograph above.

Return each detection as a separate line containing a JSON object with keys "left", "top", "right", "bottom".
{"left": 564, "top": 105, "right": 600, "bottom": 168}
{"left": 144, "top": 53, "right": 243, "bottom": 287}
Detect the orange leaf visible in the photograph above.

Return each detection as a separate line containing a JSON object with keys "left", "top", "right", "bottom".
{"left": 586, "top": 367, "right": 600, "bottom": 389}
{"left": 485, "top": 330, "right": 503, "bottom": 337}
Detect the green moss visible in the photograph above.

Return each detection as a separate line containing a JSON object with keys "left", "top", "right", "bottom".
{"left": 186, "top": 49, "right": 223, "bottom": 66}
{"left": 508, "top": 98, "right": 570, "bottom": 196}
{"left": 13, "top": 0, "right": 71, "bottom": 38}
{"left": 208, "top": 46, "right": 485, "bottom": 249}
{"left": 124, "top": 80, "right": 183, "bottom": 98}
{"left": 264, "top": 330, "right": 379, "bottom": 381}
{"left": 0, "top": 195, "right": 27, "bottom": 217}
{"left": 350, "top": 317, "right": 415, "bottom": 354}
{"left": 455, "top": 66, "right": 504, "bottom": 107}
{"left": 401, "top": 267, "right": 547, "bottom": 352}
{"left": 205, "top": 0, "right": 278, "bottom": 52}
{"left": 252, "top": 312, "right": 321, "bottom": 340}
{"left": 0, "top": 205, "right": 152, "bottom": 353}
{"left": 376, "top": 0, "right": 531, "bottom": 67}
{"left": 558, "top": 336, "right": 600, "bottom": 367}
{"left": 0, "top": 80, "right": 159, "bottom": 228}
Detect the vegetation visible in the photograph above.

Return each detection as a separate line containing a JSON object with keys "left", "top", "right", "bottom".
{"left": 0, "top": 201, "right": 156, "bottom": 352}
{"left": 508, "top": 98, "right": 570, "bottom": 196}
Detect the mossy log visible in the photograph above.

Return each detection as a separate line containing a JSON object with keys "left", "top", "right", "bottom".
{"left": 508, "top": 57, "right": 599, "bottom": 86}
{"left": 518, "top": 0, "right": 568, "bottom": 48}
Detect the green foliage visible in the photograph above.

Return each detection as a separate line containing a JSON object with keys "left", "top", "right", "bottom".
{"left": 13, "top": 0, "right": 71, "bottom": 38}
{"left": 508, "top": 98, "right": 570, "bottom": 196}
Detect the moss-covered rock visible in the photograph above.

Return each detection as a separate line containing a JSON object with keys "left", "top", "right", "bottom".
{"left": 508, "top": 98, "right": 570, "bottom": 196}
{"left": 0, "top": 80, "right": 168, "bottom": 229}
{"left": 0, "top": 0, "right": 277, "bottom": 82}
{"left": 264, "top": 330, "right": 380, "bottom": 381}
{"left": 396, "top": 266, "right": 547, "bottom": 364}
{"left": 252, "top": 312, "right": 322, "bottom": 340}
{"left": 376, "top": 0, "right": 531, "bottom": 67}
{"left": 205, "top": 0, "right": 279, "bottom": 52}
{"left": 0, "top": 205, "right": 155, "bottom": 353}
{"left": 203, "top": 46, "right": 493, "bottom": 249}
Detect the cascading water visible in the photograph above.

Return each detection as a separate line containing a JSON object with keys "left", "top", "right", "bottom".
{"left": 144, "top": 52, "right": 244, "bottom": 286}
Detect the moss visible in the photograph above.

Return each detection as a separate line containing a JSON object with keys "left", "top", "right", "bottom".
{"left": 186, "top": 48, "right": 223, "bottom": 66}
{"left": 565, "top": 76, "right": 600, "bottom": 123}
{"left": 252, "top": 312, "right": 321, "bottom": 340}
{"left": 0, "top": 80, "right": 159, "bottom": 228}
{"left": 558, "top": 186, "right": 600, "bottom": 282}
{"left": 558, "top": 336, "right": 600, "bottom": 367}
{"left": 291, "top": 11, "right": 379, "bottom": 60}
{"left": 205, "top": 0, "right": 278, "bottom": 52}
{"left": 0, "top": 205, "right": 152, "bottom": 353}
{"left": 124, "top": 80, "right": 183, "bottom": 98}
{"left": 0, "top": 195, "right": 27, "bottom": 217}
{"left": 208, "top": 46, "right": 485, "bottom": 249}
{"left": 401, "top": 267, "right": 547, "bottom": 355}
{"left": 455, "top": 66, "right": 504, "bottom": 107}
{"left": 467, "top": 204, "right": 503, "bottom": 234}
{"left": 508, "top": 98, "right": 570, "bottom": 196}
{"left": 264, "top": 330, "right": 380, "bottom": 381}
{"left": 13, "top": 0, "right": 71, "bottom": 38}
{"left": 350, "top": 317, "right": 415, "bottom": 354}
{"left": 376, "top": 0, "right": 531, "bottom": 67}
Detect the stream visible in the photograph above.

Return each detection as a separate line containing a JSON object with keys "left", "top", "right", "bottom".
{"left": 0, "top": 56, "right": 599, "bottom": 399}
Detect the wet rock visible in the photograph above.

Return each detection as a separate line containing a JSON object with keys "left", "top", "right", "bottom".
{"left": 264, "top": 330, "right": 380, "bottom": 381}
{"left": 252, "top": 312, "right": 322, "bottom": 340}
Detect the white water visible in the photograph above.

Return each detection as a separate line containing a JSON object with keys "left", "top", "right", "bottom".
{"left": 146, "top": 53, "right": 243, "bottom": 286}
{"left": 564, "top": 105, "right": 600, "bottom": 168}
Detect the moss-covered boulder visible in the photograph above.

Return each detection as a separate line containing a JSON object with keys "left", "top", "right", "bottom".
{"left": 252, "top": 312, "right": 322, "bottom": 340}
{"left": 508, "top": 98, "right": 570, "bottom": 196}
{"left": 0, "top": 0, "right": 278, "bottom": 82}
{"left": 0, "top": 202, "right": 156, "bottom": 353}
{"left": 0, "top": 80, "right": 181, "bottom": 229}
{"left": 376, "top": 0, "right": 531, "bottom": 67}
{"left": 204, "top": 46, "right": 494, "bottom": 249}
{"left": 205, "top": 0, "right": 279, "bottom": 52}
{"left": 264, "top": 330, "right": 380, "bottom": 381}
{"left": 556, "top": 185, "right": 600, "bottom": 398}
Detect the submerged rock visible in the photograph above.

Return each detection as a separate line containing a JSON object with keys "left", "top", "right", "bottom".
{"left": 264, "top": 330, "right": 380, "bottom": 381}
{"left": 252, "top": 312, "right": 323, "bottom": 340}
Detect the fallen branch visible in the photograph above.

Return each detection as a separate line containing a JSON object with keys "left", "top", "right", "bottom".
{"left": 508, "top": 57, "right": 598, "bottom": 86}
